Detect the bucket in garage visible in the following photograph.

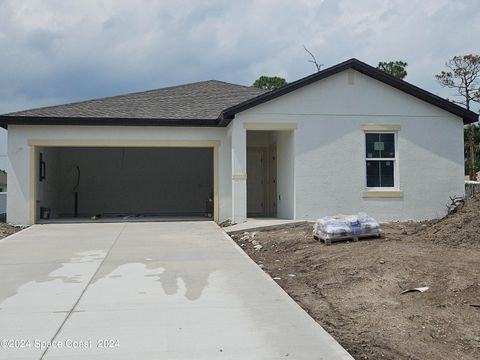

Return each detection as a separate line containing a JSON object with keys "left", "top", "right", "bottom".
{"left": 40, "top": 207, "right": 51, "bottom": 220}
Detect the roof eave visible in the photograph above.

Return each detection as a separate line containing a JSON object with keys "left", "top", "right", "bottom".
{"left": 0, "top": 116, "right": 220, "bottom": 129}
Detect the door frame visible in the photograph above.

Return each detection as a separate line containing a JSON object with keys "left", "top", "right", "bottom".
{"left": 267, "top": 143, "right": 277, "bottom": 217}
{"left": 28, "top": 139, "right": 220, "bottom": 224}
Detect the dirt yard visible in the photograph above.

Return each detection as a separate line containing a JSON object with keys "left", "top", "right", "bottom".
{"left": 0, "top": 222, "right": 21, "bottom": 240}
{"left": 231, "top": 197, "right": 480, "bottom": 360}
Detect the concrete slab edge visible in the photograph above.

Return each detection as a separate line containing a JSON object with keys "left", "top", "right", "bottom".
{"left": 0, "top": 224, "right": 32, "bottom": 243}
{"left": 224, "top": 221, "right": 312, "bottom": 234}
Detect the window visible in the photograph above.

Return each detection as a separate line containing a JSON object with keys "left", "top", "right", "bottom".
{"left": 365, "top": 133, "right": 396, "bottom": 188}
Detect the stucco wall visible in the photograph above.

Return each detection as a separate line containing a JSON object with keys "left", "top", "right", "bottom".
{"left": 7, "top": 125, "right": 231, "bottom": 225}
{"left": 233, "top": 69, "right": 465, "bottom": 221}
{"left": 274, "top": 131, "right": 295, "bottom": 219}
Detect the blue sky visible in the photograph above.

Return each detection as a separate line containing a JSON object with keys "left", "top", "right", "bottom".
{"left": 0, "top": 0, "right": 479, "bottom": 169}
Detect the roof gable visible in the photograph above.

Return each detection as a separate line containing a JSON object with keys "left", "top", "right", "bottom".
{"left": 219, "top": 58, "right": 478, "bottom": 125}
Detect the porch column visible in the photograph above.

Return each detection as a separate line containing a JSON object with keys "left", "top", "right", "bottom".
{"left": 231, "top": 123, "right": 247, "bottom": 224}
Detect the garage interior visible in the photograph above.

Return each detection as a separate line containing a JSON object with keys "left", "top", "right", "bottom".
{"left": 35, "top": 146, "right": 214, "bottom": 222}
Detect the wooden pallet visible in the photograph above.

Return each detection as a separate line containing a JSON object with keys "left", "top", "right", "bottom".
{"left": 313, "top": 232, "right": 385, "bottom": 245}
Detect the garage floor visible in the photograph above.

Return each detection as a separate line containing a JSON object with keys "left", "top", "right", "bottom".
{"left": 37, "top": 215, "right": 210, "bottom": 224}
{"left": 0, "top": 222, "right": 352, "bottom": 360}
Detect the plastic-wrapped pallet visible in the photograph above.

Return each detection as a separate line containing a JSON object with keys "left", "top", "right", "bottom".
{"left": 313, "top": 212, "right": 382, "bottom": 242}
{"left": 357, "top": 212, "right": 382, "bottom": 235}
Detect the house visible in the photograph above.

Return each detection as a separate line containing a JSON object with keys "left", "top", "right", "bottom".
{"left": 0, "top": 170, "right": 7, "bottom": 192}
{"left": 0, "top": 58, "right": 477, "bottom": 226}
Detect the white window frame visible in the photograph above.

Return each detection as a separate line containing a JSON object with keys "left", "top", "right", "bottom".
{"left": 364, "top": 131, "right": 399, "bottom": 191}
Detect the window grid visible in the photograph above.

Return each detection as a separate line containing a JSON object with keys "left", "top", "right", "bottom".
{"left": 365, "top": 131, "right": 398, "bottom": 189}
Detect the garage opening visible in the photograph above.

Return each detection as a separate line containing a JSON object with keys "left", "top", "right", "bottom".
{"left": 34, "top": 146, "right": 214, "bottom": 222}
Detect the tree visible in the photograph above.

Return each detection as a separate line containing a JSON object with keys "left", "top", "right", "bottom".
{"left": 377, "top": 61, "right": 408, "bottom": 79}
{"left": 464, "top": 124, "right": 480, "bottom": 178}
{"left": 435, "top": 55, "right": 480, "bottom": 110}
{"left": 303, "top": 45, "right": 323, "bottom": 72}
{"left": 436, "top": 55, "right": 480, "bottom": 180}
{"left": 253, "top": 76, "right": 287, "bottom": 91}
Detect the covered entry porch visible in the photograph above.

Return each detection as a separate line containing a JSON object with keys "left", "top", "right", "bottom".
{"left": 231, "top": 122, "right": 296, "bottom": 224}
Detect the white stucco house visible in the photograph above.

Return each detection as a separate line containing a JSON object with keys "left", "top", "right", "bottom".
{"left": 0, "top": 59, "right": 477, "bottom": 226}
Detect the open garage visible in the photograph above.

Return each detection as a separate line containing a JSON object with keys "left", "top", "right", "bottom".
{"left": 35, "top": 146, "right": 215, "bottom": 222}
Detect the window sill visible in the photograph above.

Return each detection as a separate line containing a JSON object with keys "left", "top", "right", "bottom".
{"left": 362, "top": 190, "right": 404, "bottom": 198}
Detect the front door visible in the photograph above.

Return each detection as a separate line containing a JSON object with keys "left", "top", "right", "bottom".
{"left": 247, "top": 148, "right": 266, "bottom": 216}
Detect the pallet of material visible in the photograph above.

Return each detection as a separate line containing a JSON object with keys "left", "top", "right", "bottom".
{"left": 312, "top": 212, "right": 383, "bottom": 245}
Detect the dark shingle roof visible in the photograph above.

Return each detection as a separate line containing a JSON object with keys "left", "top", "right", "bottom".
{"left": 0, "top": 80, "right": 265, "bottom": 127}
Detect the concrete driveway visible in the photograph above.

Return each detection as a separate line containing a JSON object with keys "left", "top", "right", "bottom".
{"left": 0, "top": 222, "right": 352, "bottom": 360}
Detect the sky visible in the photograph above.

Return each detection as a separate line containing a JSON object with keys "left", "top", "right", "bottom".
{"left": 0, "top": 0, "right": 479, "bottom": 169}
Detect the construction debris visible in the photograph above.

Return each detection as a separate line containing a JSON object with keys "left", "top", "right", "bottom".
{"left": 237, "top": 232, "right": 263, "bottom": 250}
{"left": 400, "top": 286, "right": 429, "bottom": 295}
{"left": 446, "top": 196, "right": 465, "bottom": 214}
